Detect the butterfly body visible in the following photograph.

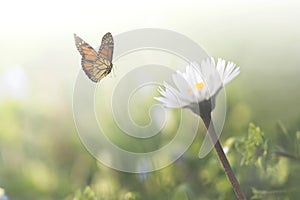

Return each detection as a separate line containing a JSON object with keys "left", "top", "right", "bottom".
{"left": 74, "top": 32, "right": 114, "bottom": 82}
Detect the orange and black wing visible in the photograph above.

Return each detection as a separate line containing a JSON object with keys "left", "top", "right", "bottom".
{"left": 98, "top": 32, "right": 114, "bottom": 63}
{"left": 89, "top": 32, "right": 114, "bottom": 82}
{"left": 89, "top": 33, "right": 114, "bottom": 80}
{"left": 74, "top": 33, "right": 114, "bottom": 82}
{"left": 89, "top": 56, "right": 113, "bottom": 82}
{"left": 74, "top": 34, "right": 99, "bottom": 82}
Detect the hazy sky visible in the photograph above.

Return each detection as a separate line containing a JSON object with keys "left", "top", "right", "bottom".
{"left": 1, "top": 0, "right": 299, "bottom": 36}
{"left": 0, "top": 0, "right": 299, "bottom": 125}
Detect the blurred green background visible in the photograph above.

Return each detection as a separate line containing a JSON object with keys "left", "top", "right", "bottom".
{"left": 1, "top": 0, "right": 300, "bottom": 199}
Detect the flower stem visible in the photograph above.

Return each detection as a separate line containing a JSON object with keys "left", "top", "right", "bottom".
{"left": 202, "top": 115, "right": 247, "bottom": 200}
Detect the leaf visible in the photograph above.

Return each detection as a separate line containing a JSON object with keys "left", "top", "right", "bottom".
{"left": 251, "top": 187, "right": 290, "bottom": 200}
{"left": 122, "top": 192, "right": 141, "bottom": 200}
{"left": 172, "top": 184, "right": 195, "bottom": 200}
{"left": 235, "top": 123, "right": 268, "bottom": 168}
{"left": 73, "top": 186, "right": 97, "bottom": 200}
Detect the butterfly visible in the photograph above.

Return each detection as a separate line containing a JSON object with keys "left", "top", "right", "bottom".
{"left": 74, "top": 32, "right": 114, "bottom": 82}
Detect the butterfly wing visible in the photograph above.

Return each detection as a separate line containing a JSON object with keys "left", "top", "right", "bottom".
{"left": 98, "top": 32, "right": 114, "bottom": 63}
{"left": 89, "top": 32, "right": 114, "bottom": 82}
{"left": 91, "top": 56, "right": 113, "bottom": 81}
{"left": 74, "top": 33, "right": 114, "bottom": 82}
{"left": 74, "top": 34, "right": 99, "bottom": 81}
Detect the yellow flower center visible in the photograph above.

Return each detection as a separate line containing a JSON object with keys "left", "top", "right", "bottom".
{"left": 187, "top": 82, "right": 205, "bottom": 94}
{"left": 195, "top": 82, "right": 205, "bottom": 90}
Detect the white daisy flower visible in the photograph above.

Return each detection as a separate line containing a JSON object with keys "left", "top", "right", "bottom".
{"left": 155, "top": 57, "right": 246, "bottom": 199}
{"left": 155, "top": 57, "right": 240, "bottom": 116}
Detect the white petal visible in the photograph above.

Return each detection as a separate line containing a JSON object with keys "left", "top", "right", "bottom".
{"left": 172, "top": 72, "right": 194, "bottom": 101}
{"left": 155, "top": 57, "right": 240, "bottom": 112}
{"left": 216, "top": 58, "right": 226, "bottom": 80}
{"left": 186, "top": 65, "right": 197, "bottom": 86}
{"left": 163, "top": 82, "right": 191, "bottom": 106}
{"left": 154, "top": 96, "right": 182, "bottom": 108}
{"left": 223, "top": 64, "right": 240, "bottom": 85}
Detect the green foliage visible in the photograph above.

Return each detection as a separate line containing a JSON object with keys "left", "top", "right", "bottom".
{"left": 1, "top": 99, "right": 300, "bottom": 199}
{"left": 172, "top": 184, "right": 195, "bottom": 200}
{"left": 73, "top": 187, "right": 97, "bottom": 200}
{"left": 232, "top": 122, "right": 300, "bottom": 199}
{"left": 121, "top": 192, "right": 141, "bottom": 200}
{"left": 250, "top": 187, "right": 290, "bottom": 200}
{"left": 235, "top": 123, "right": 268, "bottom": 168}
{"left": 72, "top": 186, "right": 142, "bottom": 200}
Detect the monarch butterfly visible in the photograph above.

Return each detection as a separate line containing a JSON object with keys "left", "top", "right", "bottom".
{"left": 74, "top": 32, "right": 114, "bottom": 82}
